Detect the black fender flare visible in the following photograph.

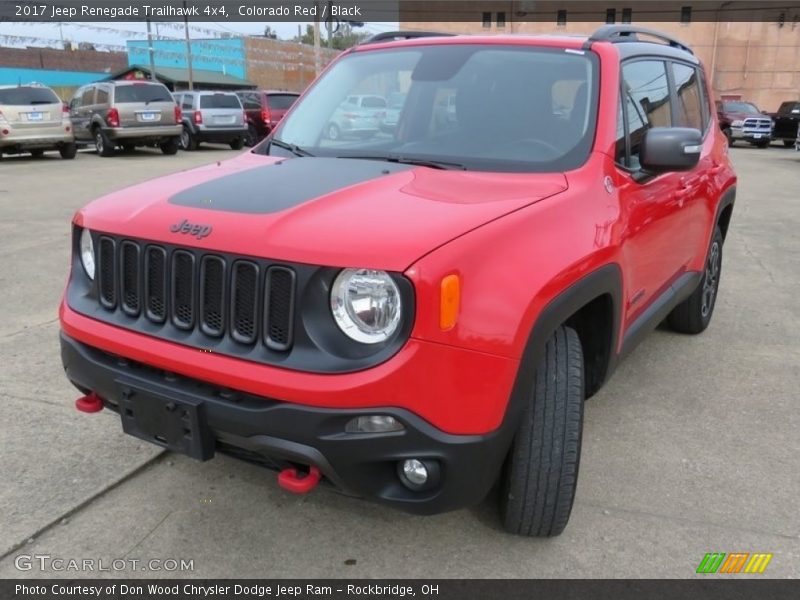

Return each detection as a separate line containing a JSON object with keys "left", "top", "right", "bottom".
{"left": 494, "top": 263, "right": 623, "bottom": 448}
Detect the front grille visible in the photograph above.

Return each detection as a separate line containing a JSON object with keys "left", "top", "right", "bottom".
{"left": 743, "top": 118, "right": 772, "bottom": 130}
{"left": 95, "top": 236, "right": 296, "bottom": 352}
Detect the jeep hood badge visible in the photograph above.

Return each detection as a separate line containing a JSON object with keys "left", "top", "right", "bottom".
{"left": 170, "top": 219, "right": 212, "bottom": 239}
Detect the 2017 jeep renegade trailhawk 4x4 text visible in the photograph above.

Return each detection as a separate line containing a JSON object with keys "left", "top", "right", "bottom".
{"left": 60, "top": 27, "right": 736, "bottom": 536}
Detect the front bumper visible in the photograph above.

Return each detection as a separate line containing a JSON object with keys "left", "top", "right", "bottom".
{"left": 61, "top": 332, "right": 516, "bottom": 514}
{"left": 731, "top": 127, "right": 771, "bottom": 142}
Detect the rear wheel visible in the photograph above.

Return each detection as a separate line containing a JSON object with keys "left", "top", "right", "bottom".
{"left": 784, "top": 140, "right": 795, "bottom": 148}
{"left": 667, "top": 226, "right": 724, "bottom": 334}
{"left": 229, "top": 137, "right": 244, "bottom": 150}
{"left": 179, "top": 126, "right": 197, "bottom": 151}
{"left": 160, "top": 137, "right": 179, "bottom": 155}
{"left": 244, "top": 123, "right": 259, "bottom": 147}
{"left": 500, "top": 325, "right": 584, "bottom": 537}
{"left": 94, "top": 127, "right": 114, "bottom": 157}
{"left": 30, "top": 149, "right": 45, "bottom": 158}
{"left": 59, "top": 142, "right": 77, "bottom": 159}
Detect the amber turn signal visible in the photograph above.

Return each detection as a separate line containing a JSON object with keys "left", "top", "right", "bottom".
{"left": 440, "top": 274, "right": 460, "bottom": 330}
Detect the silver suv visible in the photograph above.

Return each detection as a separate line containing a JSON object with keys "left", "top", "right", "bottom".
{"left": 174, "top": 91, "right": 247, "bottom": 151}
{"left": 69, "top": 81, "right": 182, "bottom": 157}
{"left": 0, "top": 84, "right": 76, "bottom": 160}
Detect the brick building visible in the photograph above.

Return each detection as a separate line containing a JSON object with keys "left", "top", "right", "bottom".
{"left": 400, "top": 1, "right": 800, "bottom": 111}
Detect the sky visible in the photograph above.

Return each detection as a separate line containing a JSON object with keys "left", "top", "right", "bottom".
{"left": 0, "top": 20, "right": 399, "bottom": 51}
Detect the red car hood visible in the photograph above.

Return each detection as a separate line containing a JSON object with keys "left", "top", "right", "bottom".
{"left": 76, "top": 153, "right": 568, "bottom": 271}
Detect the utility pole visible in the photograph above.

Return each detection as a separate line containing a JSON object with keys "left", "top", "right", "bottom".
{"left": 313, "top": 1, "right": 321, "bottom": 75}
{"left": 183, "top": 0, "right": 194, "bottom": 90}
{"left": 145, "top": 19, "right": 157, "bottom": 82}
{"left": 325, "top": 1, "right": 333, "bottom": 48}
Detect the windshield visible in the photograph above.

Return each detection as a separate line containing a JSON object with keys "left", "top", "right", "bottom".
{"left": 722, "top": 102, "right": 760, "bottom": 114}
{"left": 266, "top": 44, "right": 598, "bottom": 172}
{"left": 0, "top": 86, "right": 60, "bottom": 105}
{"left": 200, "top": 93, "right": 241, "bottom": 109}
{"left": 114, "top": 84, "right": 173, "bottom": 104}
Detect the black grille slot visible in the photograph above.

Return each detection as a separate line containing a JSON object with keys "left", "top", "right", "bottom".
{"left": 264, "top": 266, "right": 296, "bottom": 351}
{"left": 200, "top": 255, "right": 226, "bottom": 337}
{"left": 98, "top": 236, "right": 116, "bottom": 309}
{"left": 120, "top": 241, "right": 141, "bottom": 316}
{"left": 171, "top": 250, "right": 196, "bottom": 330}
{"left": 230, "top": 261, "right": 259, "bottom": 344}
{"left": 144, "top": 246, "right": 167, "bottom": 323}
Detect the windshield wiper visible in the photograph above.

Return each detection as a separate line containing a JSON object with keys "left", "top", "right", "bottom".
{"left": 339, "top": 155, "right": 466, "bottom": 170}
{"left": 269, "top": 138, "right": 314, "bottom": 157}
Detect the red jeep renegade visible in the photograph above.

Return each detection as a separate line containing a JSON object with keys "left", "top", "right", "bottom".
{"left": 60, "top": 26, "right": 736, "bottom": 536}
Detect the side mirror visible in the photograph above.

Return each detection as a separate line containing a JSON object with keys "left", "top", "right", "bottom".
{"left": 640, "top": 127, "right": 702, "bottom": 174}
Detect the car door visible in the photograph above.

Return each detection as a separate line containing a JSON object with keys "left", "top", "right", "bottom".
{"left": 615, "top": 59, "right": 688, "bottom": 327}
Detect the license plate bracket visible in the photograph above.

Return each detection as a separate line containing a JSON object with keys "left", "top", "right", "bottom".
{"left": 118, "top": 382, "right": 214, "bottom": 461}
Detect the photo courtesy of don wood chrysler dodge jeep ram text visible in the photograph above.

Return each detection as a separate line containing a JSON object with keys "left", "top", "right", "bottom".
{"left": 60, "top": 27, "right": 736, "bottom": 537}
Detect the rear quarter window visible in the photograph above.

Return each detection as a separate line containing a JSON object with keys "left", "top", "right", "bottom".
{"left": 0, "top": 86, "right": 60, "bottom": 105}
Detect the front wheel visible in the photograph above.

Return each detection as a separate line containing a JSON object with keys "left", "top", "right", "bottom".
{"left": 500, "top": 325, "right": 584, "bottom": 537}
{"left": 667, "top": 226, "right": 723, "bottom": 334}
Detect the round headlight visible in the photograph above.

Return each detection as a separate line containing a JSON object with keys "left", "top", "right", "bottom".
{"left": 331, "top": 269, "right": 402, "bottom": 344}
{"left": 80, "top": 228, "right": 95, "bottom": 280}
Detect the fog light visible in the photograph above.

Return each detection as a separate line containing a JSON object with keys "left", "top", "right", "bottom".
{"left": 345, "top": 415, "right": 404, "bottom": 434}
{"left": 402, "top": 459, "right": 428, "bottom": 485}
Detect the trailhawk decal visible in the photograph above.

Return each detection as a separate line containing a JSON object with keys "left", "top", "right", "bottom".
{"left": 168, "top": 157, "right": 412, "bottom": 214}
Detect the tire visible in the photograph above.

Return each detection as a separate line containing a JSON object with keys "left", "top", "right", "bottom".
{"left": 784, "top": 140, "right": 795, "bottom": 148}
{"left": 93, "top": 127, "right": 114, "bottom": 157}
{"left": 229, "top": 137, "right": 244, "bottom": 150}
{"left": 59, "top": 142, "right": 77, "bottom": 159}
{"left": 30, "top": 149, "right": 45, "bottom": 158}
{"left": 327, "top": 123, "right": 340, "bottom": 141}
{"left": 160, "top": 137, "right": 179, "bottom": 155}
{"left": 756, "top": 139, "right": 770, "bottom": 148}
{"left": 179, "top": 126, "right": 197, "bottom": 151}
{"left": 500, "top": 325, "right": 584, "bottom": 537}
{"left": 244, "top": 124, "right": 259, "bottom": 147}
{"left": 667, "top": 226, "right": 724, "bottom": 334}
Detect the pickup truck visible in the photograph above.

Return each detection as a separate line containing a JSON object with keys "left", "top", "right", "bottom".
{"left": 769, "top": 101, "right": 800, "bottom": 147}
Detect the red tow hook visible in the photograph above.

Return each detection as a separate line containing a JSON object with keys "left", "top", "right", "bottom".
{"left": 278, "top": 466, "right": 321, "bottom": 494}
{"left": 75, "top": 392, "right": 103, "bottom": 413}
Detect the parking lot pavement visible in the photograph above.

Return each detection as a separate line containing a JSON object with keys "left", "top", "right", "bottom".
{"left": 1, "top": 145, "right": 798, "bottom": 578}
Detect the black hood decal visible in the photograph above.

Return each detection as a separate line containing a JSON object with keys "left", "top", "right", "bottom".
{"left": 169, "top": 157, "right": 413, "bottom": 214}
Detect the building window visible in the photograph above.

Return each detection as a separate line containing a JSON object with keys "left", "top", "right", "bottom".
{"left": 681, "top": 6, "right": 692, "bottom": 24}
{"left": 622, "top": 8, "right": 633, "bottom": 23}
{"left": 482, "top": 12, "right": 491, "bottom": 28}
{"left": 497, "top": 12, "right": 506, "bottom": 27}
{"left": 606, "top": 8, "right": 616, "bottom": 24}
{"left": 557, "top": 9, "right": 567, "bottom": 26}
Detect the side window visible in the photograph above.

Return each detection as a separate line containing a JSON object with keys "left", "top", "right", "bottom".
{"left": 70, "top": 88, "right": 84, "bottom": 109}
{"left": 181, "top": 95, "right": 193, "bottom": 110}
{"left": 96, "top": 87, "right": 109, "bottom": 105}
{"left": 617, "top": 60, "right": 671, "bottom": 169}
{"left": 80, "top": 86, "right": 95, "bottom": 107}
{"left": 672, "top": 63, "right": 703, "bottom": 131}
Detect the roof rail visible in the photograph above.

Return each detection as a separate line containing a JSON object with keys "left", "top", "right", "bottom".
{"left": 360, "top": 31, "right": 456, "bottom": 45}
{"left": 583, "top": 25, "right": 693, "bottom": 55}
